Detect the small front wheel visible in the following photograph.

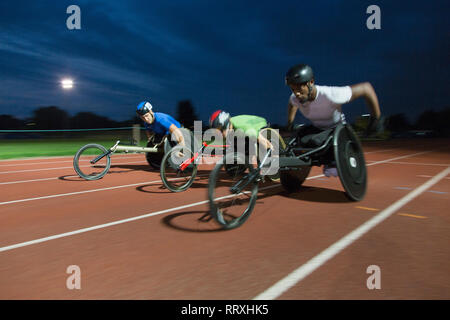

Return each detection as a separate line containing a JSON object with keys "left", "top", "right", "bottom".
{"left": 160, "top": 146, "right": 198, "bottom": 192}
{"left": 208, "top": 152, "right": 259, "bottom": 229}
{"left": 73, "top": 143, "right": 111, "bottom": 180}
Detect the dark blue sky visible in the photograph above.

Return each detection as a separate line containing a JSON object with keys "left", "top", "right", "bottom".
{"left": 0, "top": 0, "right": 448, "bottom": 125}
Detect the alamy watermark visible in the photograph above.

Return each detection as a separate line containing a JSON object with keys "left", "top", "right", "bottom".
{"left": 366, "top": 265, "right": 381, "bottom": 290}
{"left": 66, "top": 5, "right": 81, "bottom": 30}
{"left": 366, "top": 5, "right": 381, "bottom": 30}
{"left": 66, "top": 265, "right": 81, "bottom": 290}
{"left": 167, "top": 121, "right": 280, "bottom": 176}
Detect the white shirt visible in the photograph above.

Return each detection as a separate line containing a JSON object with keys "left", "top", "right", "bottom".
{"left": 289, "top": 85, "right": 352, "bottom": 129}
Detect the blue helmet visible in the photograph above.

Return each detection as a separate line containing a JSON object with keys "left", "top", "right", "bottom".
{"left": 136, "top": 101, "right": 153, "bottom": 115}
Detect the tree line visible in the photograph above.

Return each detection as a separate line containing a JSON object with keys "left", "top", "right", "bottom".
{"left": 1, "top": 103, "right": 449, "bottom": 137}
{"left": 383, "top": 108, "right": 450, "bottom": 136}
{"left": 0, "top": 100, "right": 200, "bottom": 131}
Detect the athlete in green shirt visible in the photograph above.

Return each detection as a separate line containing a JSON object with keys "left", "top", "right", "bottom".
{"left": 209, "top": 110, "right": 273, "bottom": 151}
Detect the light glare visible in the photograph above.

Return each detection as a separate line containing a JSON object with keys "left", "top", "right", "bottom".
{"left": 61, "top": 79, "right": 74, "bottom": 89}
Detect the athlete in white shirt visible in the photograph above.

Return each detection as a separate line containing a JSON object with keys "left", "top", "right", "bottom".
{"left": 285, "top": 64, "right": 381, "bottom": 177}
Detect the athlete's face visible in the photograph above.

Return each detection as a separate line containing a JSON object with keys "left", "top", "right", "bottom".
{"left": 289, "top": 80, "right": 314, "bottom": 103}
{"left": 140, "top": 111, "right": 154, "bottom": 124}
{"left": 216, "top": 123, "right": 231, "bottom": 139}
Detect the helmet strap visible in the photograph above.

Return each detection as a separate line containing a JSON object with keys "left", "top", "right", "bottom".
{"left": 307, "top": 83, "right": 313, "bottom": 101}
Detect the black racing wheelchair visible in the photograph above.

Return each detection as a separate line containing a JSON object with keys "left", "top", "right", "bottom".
{"left": 207, "top": 122, "right": 368, "bottom": 229}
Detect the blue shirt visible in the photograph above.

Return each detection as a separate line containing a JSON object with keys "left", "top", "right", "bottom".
{"left": 144, "top": 112, "right": 181, "bottom": 135}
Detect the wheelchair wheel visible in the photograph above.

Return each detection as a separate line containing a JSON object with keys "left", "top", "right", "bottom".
{"left": 280, "top": 166, "right": 311, "bottom": 192}
{"left": 148, "top": 128, "right": 200, "bottom": 170}
{"left": 73, "top": 143, "right": 111, "bottom": 180}
{"left": 259, "top": 128, "right": 286, "bottom": 181}
{"left": 160, "top": 146, "right": 198, "bottom": 192}
{"left": 208, "top": 152, "right": 259, "bottom": 229}
{"left": 333, "top": 124, "right": 367, "bottom": 201}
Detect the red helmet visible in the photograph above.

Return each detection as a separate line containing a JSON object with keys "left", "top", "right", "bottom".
{"left": 209, "top": 110, "right": 230, "bottom": 130}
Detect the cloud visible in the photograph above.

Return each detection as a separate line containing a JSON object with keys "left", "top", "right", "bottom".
{"left": 0, "top": 0, "right": 448, "bottom": 125}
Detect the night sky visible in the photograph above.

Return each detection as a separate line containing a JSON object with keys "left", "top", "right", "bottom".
{"left": 0, "top": 0, "right": 448, "bottom": 126}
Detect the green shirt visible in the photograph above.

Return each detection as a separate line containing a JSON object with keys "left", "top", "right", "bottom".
{"left": 229, "top": 115, "right": 268, "bottom": 138}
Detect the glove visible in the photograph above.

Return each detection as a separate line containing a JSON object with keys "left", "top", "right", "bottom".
{"left": 286, "top": 123, "right": 294, "bottom": 132}
{"left": 364, "top": 115, "right": 385, "bottom": 137}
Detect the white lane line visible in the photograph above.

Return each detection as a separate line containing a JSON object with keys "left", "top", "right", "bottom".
{"left": 0, "top": 176, "right": 77, "bottom": 185}
{"left": 364, "top": 148, "right": 395, "bottom": 154}
{"left": 365, "top": 150, "right": 435, "bottom": 167}
{"left": 0, "top": 173, "right": 211, "bottom": 206}
{"left": 0, "top": 150, "right": 441, "bottom": 253}
{"left": 0, "top": 154, "right": 143, "bottom": 167}
{"left": 0, "top": 179, "right": 162, "bottom": 205}
{"left": 367, "top": 161, "right": 450, "bottom": 167}
{"left": 417, "top": 175, "right": 450, "bottom": 180}
{"left": 253, "top": 166, "right": 450, "bottom": 300}
{"left": 0, "top": 155, "right": 74, "bottom": 162}
{"left": 0, "top": 149, "right": 436, "bottom": 205}
{"left": 0, "top": 183, "right": 283, "bottom": 253}
{"left": 0, "top": 160, "right": 147, "bottom": 174}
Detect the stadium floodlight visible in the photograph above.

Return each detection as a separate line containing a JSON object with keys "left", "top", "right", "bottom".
{"left": 61, "top": 78, "right": 74, "bottom": 89}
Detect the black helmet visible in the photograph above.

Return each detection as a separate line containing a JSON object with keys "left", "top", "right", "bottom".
{"left": 285, "top": 64, "right": 314, "bottom": 85}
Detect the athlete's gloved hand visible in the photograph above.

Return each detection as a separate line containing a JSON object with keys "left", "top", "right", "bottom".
{"left": 364, "top": 115, "right": 385, "bottom": 137}
{"left": 286, "top": 123, "right": 294, "bottom": 132}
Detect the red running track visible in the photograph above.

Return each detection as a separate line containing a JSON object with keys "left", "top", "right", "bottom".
{"left": 0, "top": 138, "right": 449, "bottom": 299}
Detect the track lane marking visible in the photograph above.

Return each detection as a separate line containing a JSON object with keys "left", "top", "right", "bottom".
{"left": 0, "top": 154, "right": 144, "bottom": 167}
{"left": 397, "top": 213, "right": 427, "bottom": 219}
{"left": 417, "top": 175, "right": 450, "bottom": 180}
{"left": 0, "top": 179, "right": 164, "bottom": 205}
{"left": 0, "top": 160, "right": 147, "bottom": 174}
{"left": 0, "top": 176, "right": 78, "bottom": 185}
{"left": 0, "top": 149, "right": 436, "bottom": 205}
{"left": 0, "top": 151, "right": 443, "bottom": 253}
{"left": 0, "top": 173, "right": 213, "bottom": 206}
{"left": 356, "top": 206, "right": 428, "bottom": 219}
{"left": 365, "top": 150, "right": 437, "bottom": 167}
{"left": 367, "top": 161, "right": 450, "bottom": 167}
{"left": 355, "top": 206, "right": 379, "bottom": 211}
{"left": 253, "top": 166, "right": 450, "bottom": 300}
{"left": 0, "top": 182, "right": 286, "bottom": 253}
{"left": 0, "top": 174, "right": 333, "bottom": 252}
{"left": 364, "top": 148, "right": 395, "bottom": 154}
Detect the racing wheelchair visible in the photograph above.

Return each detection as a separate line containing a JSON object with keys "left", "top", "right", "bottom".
{"left": 207, "top": 122, "right": 367, "bottom": 229}
{"left": 73, "top": 128, "right": 194, "bottom": 180}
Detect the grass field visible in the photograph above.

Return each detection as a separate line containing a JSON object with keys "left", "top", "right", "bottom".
{"left": 0, "top": 138, "right": 148, "bottom": 160}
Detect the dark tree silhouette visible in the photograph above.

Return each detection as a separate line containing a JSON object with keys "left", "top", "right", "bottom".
{"left": 33, "top": 106, "right": 70, "bottom": 129}
{"left": 176, "top": 100, "right": 199, "bottom": 130}
{"left": 415, "top": 108, "right": 450, "bottom": 136}
{"left": 386, "top": 113, "right": 411, "bottom": 132}
{"left": 0, "top": 115, "right": 24, "bottom": 130}
{"left": 70, "top": 112, "right": 119, "bottom": 129}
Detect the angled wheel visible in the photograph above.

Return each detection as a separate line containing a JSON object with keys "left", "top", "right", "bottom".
{"left": 160, "top": 146, "right": 198, "bottom": 192}
{"left": 73, "top": 143, "right": 111, "bottom": 180}
{"left": 333, "top": 124, "right": 367, "bottom": 201}
{"left": 208, "top": 152, "right": 259, "bottom": 229}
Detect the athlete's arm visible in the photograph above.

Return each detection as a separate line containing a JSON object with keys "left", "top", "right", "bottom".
{"left": 257, "top": 132, "right": 274, "bottom": 151}
{"left": 169, "top": 124, "right": 185, "bottom": 146}
{"left": 287, "top": 101, "right": 298, "bottom": 129}
{"left": 350, "top": 82, "right": 381, "bottom": 119}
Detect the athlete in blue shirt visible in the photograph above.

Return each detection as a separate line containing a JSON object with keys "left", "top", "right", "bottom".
{"left": 136, "top": 101, "right": 185, "bottom": 146}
